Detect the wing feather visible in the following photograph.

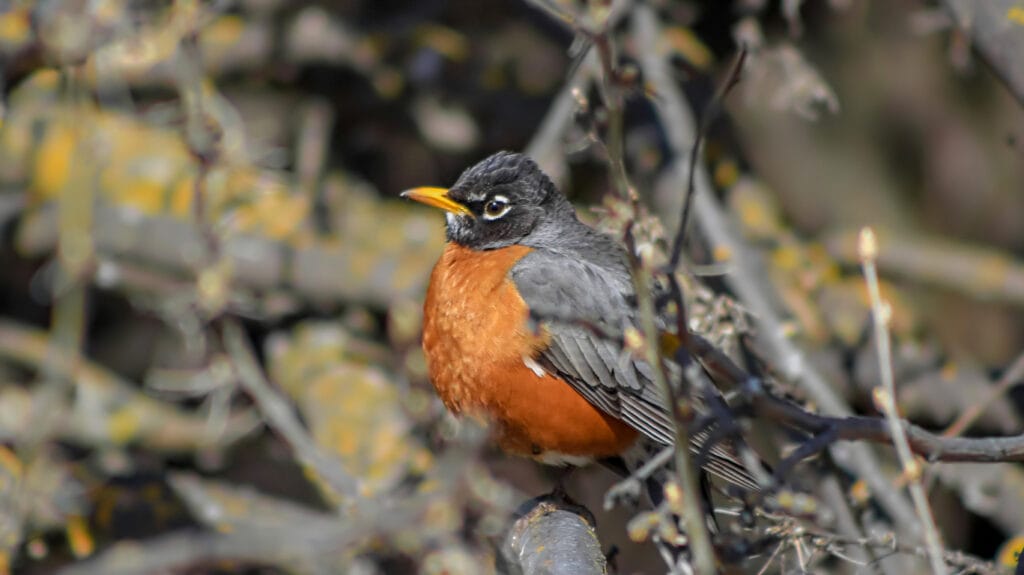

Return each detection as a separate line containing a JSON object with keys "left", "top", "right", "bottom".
{"left": 511, "top": 246, "right": 760, "bottom": 491}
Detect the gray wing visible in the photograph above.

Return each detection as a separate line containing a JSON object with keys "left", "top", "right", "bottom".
{"left": 511, "top": 247, "right": 759, "bottom": 491}
{"left": 511, "top": 248, "right": 676, "bottom": 444}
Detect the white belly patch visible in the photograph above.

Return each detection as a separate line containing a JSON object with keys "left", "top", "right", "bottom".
{"left": 522, "top": 355, "right": 547, "bottom": 377}
{"left": 536, "top": 451, "right": 595, "bottom": 467}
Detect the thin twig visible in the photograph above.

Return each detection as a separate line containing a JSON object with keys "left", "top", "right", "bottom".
{"left": 943, "top": 350, "right": 1024, "bottom": 438}
{"left": 626, "top": 224, "right": 716, "bottom": 575}
{"left": 525, "top": 48, "right": 595, "bottom": 186}
{"left": 176, "top": 32, "right": 221, "bottom": 262}
{"left": 801, "top": 530, "right": 1003, "bottom": 575}
{"left": 24, "top": 66, "right": 95, "bottom": 457}
{"left": 668, "top": 47, "right": 748, "bottom": 271}
{"left": 666, "top": 273, "right": 772, "bottom": 489}
{"left": 633, "top": 2, "right": 920, "bottom": 538}
{"left": 523, "top": 0, "right": 637, "bottom": 198}
{"left": 594, "top": 31, "right": 631, "bottom": 200}
{"left": 604, "top": 446, "right": 674, "bottom": 510}
{"left": 522, "top": 14, "right": 718, "bottom": 570}
{"left": 755, "top": 540, "right": 786, "bottom": 575}
{"left": 522, "top": 0, "right": 579, "bottom": 30}
{"left": 818, "top": 474, "right": 873, "bottom": 567}
{"left": 860, "top": 228, "right": 947, "bottom": 575}
{"left": 771, "top": 427, "right": 838, "bottom": 482}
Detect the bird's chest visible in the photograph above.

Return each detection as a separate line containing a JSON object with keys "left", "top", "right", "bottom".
{"left": 421, "top": 243, "right": 639, "bottom": 460}
{"left": 422, "top": 244, "right": 541, "bottom": 413}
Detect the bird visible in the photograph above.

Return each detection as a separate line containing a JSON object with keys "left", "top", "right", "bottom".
{"left": 402, "top": 151, "right": 757, "bottom": 491}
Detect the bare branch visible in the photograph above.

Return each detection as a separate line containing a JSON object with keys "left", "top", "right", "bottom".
{"left": 668, "top": 47, "right": 748, "bottom": 271}
{"left": 825, "top": 229, "right": 1024, "bottom": 308}
{"left": 944, "top": 351, "right": 1024, "bottom": 437}
{"left": 940, "top": 0, "right": 1024, "bottom": 106}
{"left": 0, "top": 320, "right": 258, "bottom": 451}
{"left": 634, "top": 0, "right": 921, "bottom": 537}
{"left": 502, "top": 496, "right": 607, "bottom": 575}
{"left": 689, "top": 333, "right": 1024, "bottom": 465}
{"left": 860, "top": 227, "right": 947, "bottom": 575}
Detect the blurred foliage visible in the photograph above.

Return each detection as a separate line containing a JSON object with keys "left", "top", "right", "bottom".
{"left": 0, "top": 0, "right": 1021, "bottom": 574}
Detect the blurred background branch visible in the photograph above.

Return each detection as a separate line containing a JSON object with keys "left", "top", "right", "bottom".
{"left": 939, "top": 0, "right": 1024, "bottom": 106}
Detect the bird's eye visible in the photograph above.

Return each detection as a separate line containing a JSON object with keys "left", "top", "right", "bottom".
{"left": 482, "top": 196, "right": 511, "bottom": 220}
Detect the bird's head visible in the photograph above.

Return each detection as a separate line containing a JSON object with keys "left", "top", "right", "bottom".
{"left": 401, "top": 152, "right": 575, "bottom": 251}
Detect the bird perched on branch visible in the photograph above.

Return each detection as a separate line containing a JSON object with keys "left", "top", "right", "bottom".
{"left": 402, "top": 151, "right": 756, "bottom": 491}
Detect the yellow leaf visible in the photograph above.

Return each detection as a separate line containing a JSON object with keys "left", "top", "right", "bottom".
{"left": 997, "top": 535, "right": 1024, "bottom": 567}
{"left": 33, "top": 125, "right": 78, "bottom": 201}
{"left": 0, "top": 9, "right": 30, "bottom": 46}
{"left": 107, "top": 407, "right": 141, "bottom": 445}
{"left": 661, "top": 27, "right": 714, "bottom": 70}
{"left": 1008, "top": 7, "right": 1024, "bottom": 25}
{"left": 66, "top": 515, "right": 94, "bottom": 558}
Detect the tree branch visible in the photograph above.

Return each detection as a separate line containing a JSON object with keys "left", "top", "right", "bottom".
{"left": 634, "top": 2, "right": 922, "bottom": 538}
{"left": 502, "top": 495, "right": 607, "bottom": 575}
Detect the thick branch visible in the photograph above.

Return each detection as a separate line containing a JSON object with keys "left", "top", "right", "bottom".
{"left": 502, "top": 496, "right": 607, "bottom": 575}
{"left": 17, "top": 204, "right": 439, "bottom": 308}
{"left": 691, "top": 333, "right": 1024, "bottom": 464}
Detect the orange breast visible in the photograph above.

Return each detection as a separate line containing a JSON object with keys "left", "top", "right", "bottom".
{"left": 422, "top": 243, "right": 638, "bottom": 461}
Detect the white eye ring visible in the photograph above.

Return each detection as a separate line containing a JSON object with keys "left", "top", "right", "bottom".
{"left": 482, "top": 195, "right": 511, "bottom": 220}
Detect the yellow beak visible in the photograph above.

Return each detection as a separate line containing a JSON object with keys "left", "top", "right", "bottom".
{"left": 400, "top": 187, "right": 472, "bottom": 216}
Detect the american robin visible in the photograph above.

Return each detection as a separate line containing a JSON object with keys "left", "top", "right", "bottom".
{"left": 403, "top": 151, "right": 755, "bottom": 489}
